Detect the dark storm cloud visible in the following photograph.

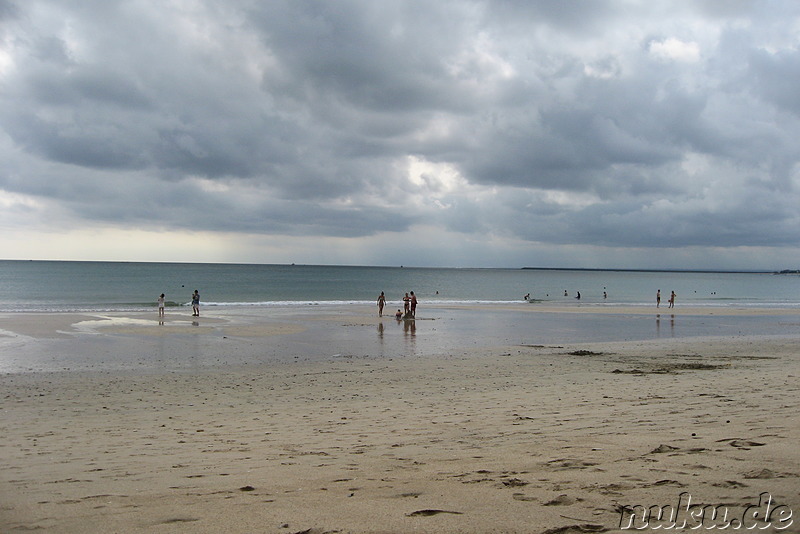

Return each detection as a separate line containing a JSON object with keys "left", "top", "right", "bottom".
{"left": 247, "top": 2, "right": 469, "bottom": 111}
{"left": 1, "top": 0, "right": 799, "bottom": 266}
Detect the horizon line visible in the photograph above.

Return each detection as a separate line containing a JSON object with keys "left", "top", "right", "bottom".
{"left": 0, "top": 258, "right": 786, "bottom": 274}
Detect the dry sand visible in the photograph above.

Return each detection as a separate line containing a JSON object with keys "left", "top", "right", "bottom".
{"left": 1, "top": 307, "right": 798, "bottom": 533}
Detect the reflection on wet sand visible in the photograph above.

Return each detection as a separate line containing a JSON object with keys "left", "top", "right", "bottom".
{"left": 655, "top": 314, "right": 676, "bottom": 337}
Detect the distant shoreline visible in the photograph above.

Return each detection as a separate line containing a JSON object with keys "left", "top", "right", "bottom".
{"left": 0, "top": 259, "right": 791, "bottom": 274}
{"left": 521, "top": 266, "right": 778, "bottom": 274}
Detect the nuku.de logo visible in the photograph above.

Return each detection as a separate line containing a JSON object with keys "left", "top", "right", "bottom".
{"left": 619, "top": 492, "right": 793, "bottom": 530}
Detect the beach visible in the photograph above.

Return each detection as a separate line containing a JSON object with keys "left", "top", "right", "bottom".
{"left": 1, "top": 305, "right": 799, "bottom": 533}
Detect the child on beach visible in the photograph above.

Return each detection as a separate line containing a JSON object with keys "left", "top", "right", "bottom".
{"left": 157, "top": 294, "right": 165, "bottom": 317}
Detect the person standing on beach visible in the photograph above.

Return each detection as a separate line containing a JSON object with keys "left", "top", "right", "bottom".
{"left": 377, "top": 291, "right": 386, "bottom": 316}
{"left": 410, "top": 291, "right": 417, "bottom": 317}
{"left": 403, "top": 292, "right": 410, "bottom": 315}
{"left": 668, "top": 290, "right": 676, "bottom": 309}
{"left": 158, "top": 293, "right": 165, "bottom": 317}
{"left": 657, "top": 289, "right": 661, "bottom": 308}
{"left": 191, "top": 290, "right": 200, "bottom": 316}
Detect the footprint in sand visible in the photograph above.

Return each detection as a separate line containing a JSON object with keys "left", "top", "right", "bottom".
{"left": 406, "top": 509, "right": 463, "bottom": 517}
{"left": 543, "top": 494, "right": 580, "bottom": 506}
{"left": 743, "top": 468, "right": 794, "bottom": 479}
{"left": 502, "top": 477, "right": 529, "bottom": 487}
{"left": 541, "top": 524, "right": 608, "bottom": 534}
{"left": 646, "top": 479, "right": 686, "bottom": 488}
{"left": 712, "top": 480, "right": 749, "bottom": 488}
{"left": 649, "top": 444, "right": 679, "bottom": 454}
{"left": 727, "top": 439, "right": 766, "bottom": 449}
{"left": 544, "top": 458, "right": 599, "bottom": 470}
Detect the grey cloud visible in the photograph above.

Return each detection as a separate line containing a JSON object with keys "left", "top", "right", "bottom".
{"left": 249, "top": 2, "right": 467, "bottom": 111}
{"left": 460, "top": 85, "right": 698, "bottom": 193}
{"left": 1, "top": 0, "right": 799, "bottom": 266}
{"left": 484, "top": 0, "right": 619, "bottom": 34}
{"left": 747, "top": 48, "right": 800, "bottom": 117}
{"left": 0, "top": 0, "right": 19, "bottom": 20}
{"left": 82, "top": 182, "right": 410, "bottom": 238}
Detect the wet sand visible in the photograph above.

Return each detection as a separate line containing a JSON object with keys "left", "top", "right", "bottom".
{"left": 1, "top": 306, "right": 798, "bottom": 533}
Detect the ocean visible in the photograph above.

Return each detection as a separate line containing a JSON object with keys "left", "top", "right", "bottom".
{"left": 0, "top": 260, "right": 798, "bottom": 313}
{"left": 1, "top": 261, "right": 799, "bottom": 373}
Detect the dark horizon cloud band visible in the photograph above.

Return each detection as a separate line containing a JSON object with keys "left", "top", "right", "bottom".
{"left": 0, "top": 1, "right": 799, "bottom": 269}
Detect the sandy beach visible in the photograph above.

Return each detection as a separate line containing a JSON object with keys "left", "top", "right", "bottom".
{"left": 1, "top": 305, "right": 799, "bottom": 533}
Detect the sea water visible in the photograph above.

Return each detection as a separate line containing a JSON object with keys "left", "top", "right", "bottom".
{"left": 0, "top": 260, "right": 798, "bottom": 312}
{"left": 0, "top": 261, "right": 798, "bottom": 372}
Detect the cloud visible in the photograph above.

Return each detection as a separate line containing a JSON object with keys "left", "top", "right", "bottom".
{"left": 648, "top": 38, "right": 701, "bottom": 63}
{"left": 0, "top": 0, "right": 798, "bottom": 269}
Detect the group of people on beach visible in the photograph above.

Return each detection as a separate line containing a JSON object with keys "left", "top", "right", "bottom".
{"left": 377, "top": 291, "right": 417, "bottom": 319}
{"left": 158, "top": 286, "right": 676, "bottom": 319}
{"left": 656, "top": 289, "right": 676, "bottom": 308}
{"left": 522, "top": 288, "right": 677, "bottom": 308}
{"left": 524, "top": 289, "right": 592, "bottom": 301}
{"left": 156, "top": 289, "right": 201, "bottom": 317}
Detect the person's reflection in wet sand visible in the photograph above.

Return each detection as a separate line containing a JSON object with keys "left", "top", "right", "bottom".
{"left": 400, "top": 316, "right": 416, "bottom": 355}
{"left": 403, "top": 318, "right": 416, "bottom": 335}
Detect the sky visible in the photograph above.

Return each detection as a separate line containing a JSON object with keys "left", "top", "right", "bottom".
{"left": 1, "top": 1, "right": 799, "bottom": 270}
